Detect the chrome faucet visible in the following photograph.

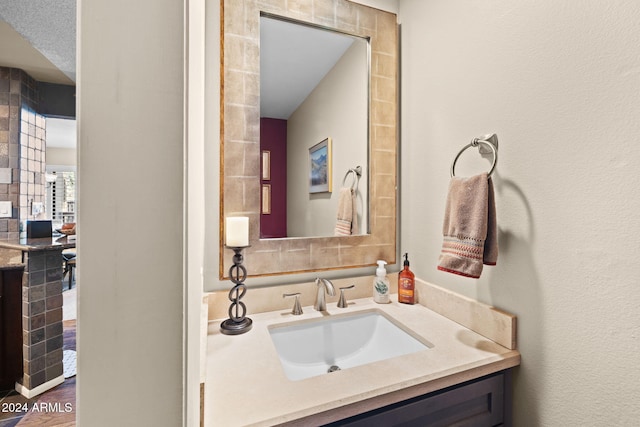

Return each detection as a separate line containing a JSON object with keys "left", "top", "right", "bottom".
{"left": 314, "top": 278, "right": 336, "bottom": 311}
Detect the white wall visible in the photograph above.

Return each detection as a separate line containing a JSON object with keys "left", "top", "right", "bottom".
{"left": 77, "top": 0, "right": 191, "bottom": 425}
{"left": 399, "top": 1, "right": 640, "bottom": 425}
{"left": 287, "top": 41, "right": 368, "bottom": 237}
{"left": 186, "top": 0, "right": 207, "bottom": 424}
{"left": 46, "top": 147, "right": 76, "bottom": 167}
{"left": 355, "top": 0, "right": 398, "bottom": 13}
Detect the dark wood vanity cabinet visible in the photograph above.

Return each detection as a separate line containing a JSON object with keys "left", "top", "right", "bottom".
{"left": 0, "top": 265, "right": 24, "bottom": 390}
{"left": 326, "top": 369, "right": 513, "bottom": 427}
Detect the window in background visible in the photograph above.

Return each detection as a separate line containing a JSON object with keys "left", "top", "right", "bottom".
{"left": 46, "top": 171, "right": 76, "bottom": 226}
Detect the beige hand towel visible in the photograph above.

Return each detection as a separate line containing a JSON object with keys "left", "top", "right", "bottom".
{"left": 335, "top": 187, "right": 355, "bottom": 236}
{"left": 437, "top": 173, "right": 498, "bottom": 278}
{"left": 351, "top": 189, "right": 359, "bottom": 235}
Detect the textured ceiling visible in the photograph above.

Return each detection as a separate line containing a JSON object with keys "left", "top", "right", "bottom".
{"left": 0, "top": 0, "right": 77, "bottom": 149}
{"left": 0, "top": 0, "right": 76, "bottom": 84}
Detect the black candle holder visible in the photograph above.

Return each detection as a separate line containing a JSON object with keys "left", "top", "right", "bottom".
{"left": 220, "top": 246, "right": 253, "bottom": 335}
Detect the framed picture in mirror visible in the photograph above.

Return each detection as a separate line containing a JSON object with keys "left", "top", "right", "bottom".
{"left": 261, "top": 150, "right": 271, "bottom": 181}
{"left": 309, "top": 137, "right": 332, "bottom": 193}
{"left": 261, "top": 184, "right": 271, "bottom": 214}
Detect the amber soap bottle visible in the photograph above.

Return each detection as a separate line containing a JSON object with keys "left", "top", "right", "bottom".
{"left": 398, "top": 253, "right": 415, "bottom": 304}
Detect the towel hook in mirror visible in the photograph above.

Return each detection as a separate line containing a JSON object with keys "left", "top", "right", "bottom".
{"left": 450, "top": 134, "right": 498, "bottom": 178}
{"left": 342, "top": 166, "right": 362, "bottom": 190}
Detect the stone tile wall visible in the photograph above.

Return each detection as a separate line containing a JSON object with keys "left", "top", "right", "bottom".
{"left": 0, "top": 68, "right": 21, "bottom": 240}
{"left": 0, "top": 67, "right": 46, "bottom": 240}
{"left": 19, "top": 107, "right": 46, "bottom": 224}
{"left": 19, "top": 248, "right": 64, "bottom": 390}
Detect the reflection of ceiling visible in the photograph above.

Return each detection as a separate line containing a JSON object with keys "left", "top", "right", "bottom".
{"left": 0, "top": 0, "right": 75, "bottom": 84}
{"left": 260, "top": 17, "right": 356, "bottom": 120}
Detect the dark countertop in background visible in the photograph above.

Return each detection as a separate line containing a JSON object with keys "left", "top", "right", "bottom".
{"left": 0, "top": 235, "right": 76, "bottom": 252}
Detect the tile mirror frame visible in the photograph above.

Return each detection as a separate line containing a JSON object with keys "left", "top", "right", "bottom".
{"left": 220, "top": 0, "right": 398, "bottom": 278}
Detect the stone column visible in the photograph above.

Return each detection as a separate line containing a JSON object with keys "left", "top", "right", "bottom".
{"left": 16, "top": 247, "right": 64, "bottom": 397}
{"left": 0, "top": 66, "right": 46, "bottom": 241}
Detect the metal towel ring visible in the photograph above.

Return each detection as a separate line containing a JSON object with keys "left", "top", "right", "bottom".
{"left": 450, "top": 138, "right": 498, "bottom": 178}
{"left": 342, "top": 166, "right": 362, "bottom": 190}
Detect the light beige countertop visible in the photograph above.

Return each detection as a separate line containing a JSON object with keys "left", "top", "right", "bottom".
{"left": 204, "top": 285, "right": 521, "bottom": 427}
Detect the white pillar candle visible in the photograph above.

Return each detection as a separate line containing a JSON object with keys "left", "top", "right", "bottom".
{"left": 226, "top": 217, "right": 249, "bottom": 247}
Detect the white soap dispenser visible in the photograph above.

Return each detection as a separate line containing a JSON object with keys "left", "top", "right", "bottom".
{"left": 373, "top": 260, "right": 390, "bottom": 304}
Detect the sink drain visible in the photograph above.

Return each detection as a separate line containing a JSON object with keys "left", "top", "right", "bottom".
{"left": 327, "top": 365, "right": 341, "bottom": 373}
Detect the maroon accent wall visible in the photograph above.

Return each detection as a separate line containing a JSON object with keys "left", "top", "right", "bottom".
{"left": 260, "top": 118, "right": 287, "bottom": 238}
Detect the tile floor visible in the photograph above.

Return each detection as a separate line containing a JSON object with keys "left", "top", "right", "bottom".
{"left": 0, "top": 274, "right": 76, "bottom": 427}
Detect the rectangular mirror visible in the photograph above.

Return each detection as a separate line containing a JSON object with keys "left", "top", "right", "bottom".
{"left": 260, "top": 15, "right": 369, "bottom": 239}
{"left": 221, "top": 0, "right": 398, "bottom": 278}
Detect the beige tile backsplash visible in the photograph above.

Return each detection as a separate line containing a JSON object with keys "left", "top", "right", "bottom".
{"left": 206, "top": 273, "right": 517, "bottom": 350}
{"left": 208, "top": 273, "right": 398, "bottom": 320}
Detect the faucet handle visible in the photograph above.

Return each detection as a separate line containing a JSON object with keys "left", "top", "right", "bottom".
{"left": 337, "top": 285, "right": 355, "bottom": 308}
{"left": 283, "top": 293, "right": 303, "bottom": 315}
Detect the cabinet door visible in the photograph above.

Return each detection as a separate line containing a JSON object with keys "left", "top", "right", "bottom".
{"left": 0, "top": 267, "right": 25, "bottom": 389}
{"left": 329, "top": 372, "right": 507, "bottom": 427}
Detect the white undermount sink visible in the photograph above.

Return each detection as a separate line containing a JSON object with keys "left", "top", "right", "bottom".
{"left": 268, "top": 309, "right": 433, "bottom": 381}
